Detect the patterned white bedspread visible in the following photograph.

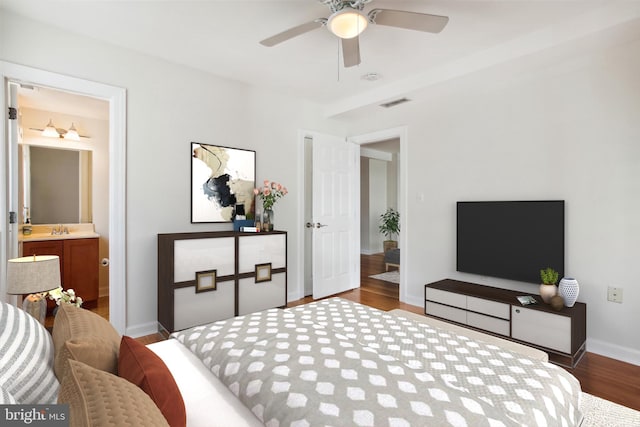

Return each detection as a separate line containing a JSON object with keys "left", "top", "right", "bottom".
{"left": 172, "top": 298, "right": 582, "bottom": 427}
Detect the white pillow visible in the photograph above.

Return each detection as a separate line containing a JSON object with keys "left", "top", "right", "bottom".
{"left": 0, "top": 300, "right": 59, "bottom": 403}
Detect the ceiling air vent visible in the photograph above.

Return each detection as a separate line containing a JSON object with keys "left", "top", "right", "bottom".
{"left": 380, "top": 97, "right": 411, "bottom": 108}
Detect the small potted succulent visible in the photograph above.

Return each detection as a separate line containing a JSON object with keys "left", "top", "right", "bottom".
{"left": 539, "top": 267, "right": 559, "bottom": 303}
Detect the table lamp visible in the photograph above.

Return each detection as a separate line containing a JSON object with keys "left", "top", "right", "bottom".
{"left": 7, "top": 255, "right": 61, "bottom": 324}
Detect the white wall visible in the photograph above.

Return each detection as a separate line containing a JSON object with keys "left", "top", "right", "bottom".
{"left": 345, "top": 37, "right": 640, "bottom": 364}
{"left": 1, "top": 10, "right": 346, "bottom": 335}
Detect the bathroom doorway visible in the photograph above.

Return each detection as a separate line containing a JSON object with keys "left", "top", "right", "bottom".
{"left": 18, "top": 84, "right": 110, "bottom": 322}
{"left": 2, "top": 62, "right": 126, "bottom": 333}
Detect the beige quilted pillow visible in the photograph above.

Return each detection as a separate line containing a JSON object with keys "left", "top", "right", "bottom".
{"left": 59, "top": 359, "right": 170, "bottom": 427}
{"left": 52, "top": 303, "right": 120, "bottom": 380}
{"left": 56, "top": 338, "right": 119, "bottom": 381}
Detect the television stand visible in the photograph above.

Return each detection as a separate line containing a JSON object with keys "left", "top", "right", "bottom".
{"left": 424, "top": 279, "right": 586, "bottom": 368}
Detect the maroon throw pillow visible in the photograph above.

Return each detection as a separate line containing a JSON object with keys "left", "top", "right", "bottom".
{"left": 118, "top": 336, "right": 186, "bottom": 427}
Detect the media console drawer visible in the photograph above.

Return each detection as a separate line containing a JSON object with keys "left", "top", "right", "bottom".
{"left": 425, "top": 301, "right": 467, "bottom": 324}
{"left": 467, "top": 312, "right": 510, "bottom": 336}
{"left": 467, "top": 295, "right": 510, "bottom": 319}
{"left": 425, "top": 288, "right": 466, "bottom": 309}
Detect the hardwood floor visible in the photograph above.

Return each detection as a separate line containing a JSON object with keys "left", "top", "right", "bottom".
{"left": 139, "top": 253, "right": 640, "bottom": 411}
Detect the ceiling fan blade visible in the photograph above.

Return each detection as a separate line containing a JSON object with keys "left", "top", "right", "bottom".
{"left": 342, "top": 36, "right": 361, "bottom": 68}
{"left": 369, "top": 9, "right": 449, "bottom": 33}
{"left": 260, "top": 19, "right": 326, "bottom": 47}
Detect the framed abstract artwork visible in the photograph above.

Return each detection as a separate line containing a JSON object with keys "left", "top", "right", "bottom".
{"left": 191, "top": 142, "right": 256, "bottom": 223}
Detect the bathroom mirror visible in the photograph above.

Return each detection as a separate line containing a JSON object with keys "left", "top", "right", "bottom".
{"left": 19, "top": 144, "right": 92, "bottom": 225}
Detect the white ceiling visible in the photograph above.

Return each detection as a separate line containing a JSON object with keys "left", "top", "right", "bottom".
{"left": 4, "top": 0, "right": 640, "bottom": 117}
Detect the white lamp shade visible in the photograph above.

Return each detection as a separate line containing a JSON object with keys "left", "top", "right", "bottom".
{"left": 328, "top": 9, "right": 368, "bottom": 39}
{"left": 7, "top": 255, "right": 61, "bottom": 295}
{"left": 64, "top": 123, "right": 80, "bottom": 141}
{"left": 42, "top": 119, "right": 59, "bottom": 138}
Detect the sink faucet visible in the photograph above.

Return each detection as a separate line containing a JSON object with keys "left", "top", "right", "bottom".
{"left": 51, "top": 224, "right": 67, "bottom": 235}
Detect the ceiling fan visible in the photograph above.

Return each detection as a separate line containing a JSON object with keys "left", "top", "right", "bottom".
{"left": 259, "top": 0, "right": 449, "bottom": 67}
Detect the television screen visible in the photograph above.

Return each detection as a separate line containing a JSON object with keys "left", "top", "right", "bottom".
{"left": 456, "top": 201, "right": 564, "bottom": 284}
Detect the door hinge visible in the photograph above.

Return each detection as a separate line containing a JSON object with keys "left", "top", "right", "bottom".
{"left": 9, "top": 211, "right": 17, "bottom": 224}
{"left": 8, "top": 107, "right": 17, "bottom": 120}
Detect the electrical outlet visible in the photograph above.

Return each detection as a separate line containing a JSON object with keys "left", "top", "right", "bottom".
{"left": 607, "top": 286, "right": 623, "bottom": 303}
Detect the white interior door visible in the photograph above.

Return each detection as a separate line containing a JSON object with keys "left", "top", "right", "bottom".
{"left": 310, "top": 132, "right": 359, "bottom": 299}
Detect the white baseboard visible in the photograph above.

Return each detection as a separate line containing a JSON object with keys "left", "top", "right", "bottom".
{"left": 125, "top": 321, "right": 158, "bottom": 338}
{"left": 587, "top": 338, "right": 640, "bottom": 366}
{"left": 361, "top": 249, "right": 377, "bottom": 255}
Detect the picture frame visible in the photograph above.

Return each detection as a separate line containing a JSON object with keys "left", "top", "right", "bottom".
{"left": 255, "top": 263, "right": 272, "bottom": 283}
{"left": 191, "top": 142, "right": 256, "bottom": 223}
{"left": 195, "top": 269, "right": 217, "bottom": 293}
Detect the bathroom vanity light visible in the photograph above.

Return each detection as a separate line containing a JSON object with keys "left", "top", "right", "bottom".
{"left": 39, "top": 119, "right": 87, "bottom": 140}
{"left": 41, "top": 119, "right": 59, "bottom": 137}
{"left": 64, "top": 123, "right": 80, "bottom": 141}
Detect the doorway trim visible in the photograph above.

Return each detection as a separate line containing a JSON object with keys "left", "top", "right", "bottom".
{"left": 1, "top": 62, "right": 127, "bottom": 334}
{"left": 349, "top": 126, "right": 408, "bottom": 303}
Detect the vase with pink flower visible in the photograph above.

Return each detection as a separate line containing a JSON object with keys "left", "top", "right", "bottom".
{"left": 254, "top": 180, "right": 288, "bottom": 231}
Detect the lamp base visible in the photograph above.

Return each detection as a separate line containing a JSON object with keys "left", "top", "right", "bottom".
{"left": 23, "top": 293, "right": 47, "bottom": 324}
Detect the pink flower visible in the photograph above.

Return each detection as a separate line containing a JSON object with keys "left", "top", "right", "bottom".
{"left": 263, "top": 179, "right": 270, "bottom": 186}
{"left": 282, "top": 187, "right": 288, "bottom": 195}
{"left": 271, "top": 182, "right": 277, "bottom": 189}
{"left": 253, "top": 188, "right": 259, "bottom": 195}
{"left": 276, "top": 183, "right": 282, "bottom": 191}
{"left": 263, "top": 188, "right": 271, "bottom": 196}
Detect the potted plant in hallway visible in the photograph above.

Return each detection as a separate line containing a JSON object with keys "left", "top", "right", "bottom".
{"left": 379, "top": 208, "right": 400, "bottom": 253}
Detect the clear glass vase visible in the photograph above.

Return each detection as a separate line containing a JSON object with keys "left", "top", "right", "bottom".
{"left": 262, "top": 208, "right": 274, "bottom": 232}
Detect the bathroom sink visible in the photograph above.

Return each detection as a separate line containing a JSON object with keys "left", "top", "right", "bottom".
{"left": 19, "top": 224, "right": 100, "bottom": 241}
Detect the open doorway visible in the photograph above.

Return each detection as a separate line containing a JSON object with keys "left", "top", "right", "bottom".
{"left": 299, "top": 126, "right": 407, "bottom": 304}
{"left": 359, "top": 138, "right": 400, "bottom": 300}
{"left": 1, "top": 62, "right": 126, "bottom": 334}
{"left": 17, "top": 84, "right": 110, "bottom": 324}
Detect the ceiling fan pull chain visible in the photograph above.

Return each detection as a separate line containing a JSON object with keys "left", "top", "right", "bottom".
{"left": 336, "top": 38, "right": 341, "bottom": 82}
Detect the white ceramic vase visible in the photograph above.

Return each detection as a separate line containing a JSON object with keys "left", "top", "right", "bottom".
{"left": 559, "top": 277, "right": 579, "bottom": 307}
{"left": 539, "top": 283, "right": 557, "bottom": 304}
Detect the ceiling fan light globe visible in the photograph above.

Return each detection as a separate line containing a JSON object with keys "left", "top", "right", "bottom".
{"left": 328, "top": 9, "right": 368, "bottom": 39}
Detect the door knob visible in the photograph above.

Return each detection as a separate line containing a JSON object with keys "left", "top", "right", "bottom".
{"left": 306, "top": 222, "right": 328, "bottom": 228}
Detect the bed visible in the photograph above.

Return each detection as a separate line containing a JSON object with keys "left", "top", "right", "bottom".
{"left": 159, "top": 298, "right": 582, "bottom": 426}
{"left": 1, "top": 297, "right": 584, "bottom": 427}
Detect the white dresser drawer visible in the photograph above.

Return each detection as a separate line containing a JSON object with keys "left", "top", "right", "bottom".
{"left": 426, "top": 301, "right": 467, "bottom": 324}
{"left": 511, "top": 306, "right": 571, "bottom": 353}
{"left": 467, "top": 312, "right": 510, "bottom": 336}
{"left": 467, "top": 296, "right": 510, "bottom": 320}
{"left": 426, "top": 288, "right": 467, "bottom": 309}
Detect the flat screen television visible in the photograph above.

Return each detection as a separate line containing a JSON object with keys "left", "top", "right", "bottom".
{"left": 457, "top": 200, "right": 564, "bottom": 284}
